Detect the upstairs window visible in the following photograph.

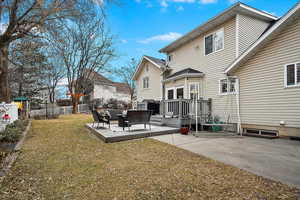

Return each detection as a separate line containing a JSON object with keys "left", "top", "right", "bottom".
{"left": 285, "top": 63, "right": 300, "bottom": 87}
{"left": 167, "top": 54, "right": 173, "bottom": 62}
{"left": 219, "top": 78, "right": 236, "bottom": 95}
{"left": 143, "top": 77, "right": 149, "bottom": 89}
{"left": 205, "top": 28, "right": 224, "bottom": 55}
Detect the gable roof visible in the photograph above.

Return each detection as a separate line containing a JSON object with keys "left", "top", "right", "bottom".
{"left": 86, "top": 70, "right": 114, "bottom": 84}
{"left": 113, "top": 82, "right": 131, "bottom": 94}
{"left": 167, "top": 68, "right": 203, "bottom": 79}
{"left": 164, "top": 67, "right": 204, "bottom": 82}
{"left": 225, "top": 2, "right": 300, "bottom": 74}
{"left": 159, "top": 2, "right": 278, "bottom": 53}
{"left": 132, "top": 55, "right": 166, "bottom": 80}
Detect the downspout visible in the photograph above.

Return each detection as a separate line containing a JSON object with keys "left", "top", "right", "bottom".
{"left": 236, "top": 77, "right": 242, "bottom": 135}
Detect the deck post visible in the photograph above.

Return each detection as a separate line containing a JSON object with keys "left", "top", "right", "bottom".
{"left": 208, "top": 98, "right": 212, "bottom": 121}
{"left": 179, "top": 98, "right": 182, "bottom": 120}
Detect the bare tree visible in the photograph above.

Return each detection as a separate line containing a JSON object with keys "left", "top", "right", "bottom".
{"left": 0, "top": 0, "right": 97, "bottom": 102}
{"left": 113, "top": 58, "right": 138, "bottom": 104}
{"left": 47, "top": 11, "right": 115, "bottom": 113}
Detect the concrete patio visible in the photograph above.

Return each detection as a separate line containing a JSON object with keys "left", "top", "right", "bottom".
{"left": 86, "top": 123, "right": 179, "bottom": 143}
{"left": 152, "top": 132, "right": 300, "bottom": 189}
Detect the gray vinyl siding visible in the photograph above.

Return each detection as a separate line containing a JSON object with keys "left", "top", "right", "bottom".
{"left": 167, "top": 18, "right": 238, "bottom": 122}
{"left": 234, "top": 15, "right": 300, "bottom": 128}
{"left": 238, "top": 14, "right": 270, "bottom": 56}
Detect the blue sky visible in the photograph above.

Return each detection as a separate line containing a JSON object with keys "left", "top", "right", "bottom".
{"left": 106, "top": 0, "right": 299, "bottom": 80}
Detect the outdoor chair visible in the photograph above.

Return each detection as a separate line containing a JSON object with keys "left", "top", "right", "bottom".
{"left": 123, "top": 110, "right": 152, "bottom": 131}
{"left": 91, "top": 110, "right": 110, "bottom": 129}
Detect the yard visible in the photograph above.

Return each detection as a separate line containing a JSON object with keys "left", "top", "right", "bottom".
{"left": 0, "top": 114, "right": 299, "bottom": 199}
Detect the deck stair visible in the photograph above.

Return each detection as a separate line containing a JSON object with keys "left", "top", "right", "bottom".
{"left": 150, "top": 115, "right": 164, "bottom": 126}
{"left": 242, "top": 129, "right": 279, "bottom": 139}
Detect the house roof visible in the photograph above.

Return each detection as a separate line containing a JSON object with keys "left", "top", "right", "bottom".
{"left": 164, "top": 68, "right": 204, "bottom": 82}
{"left": 88, "top": 70, "right": 114, "bottom": 84}
{"left": 132, "top": 55, "right": 166, "bottom": 80}
{"left": 113, "top": 82, "right": 131, "bottom": 94}
{"left": 159, "top": 2, "right": 278, "bottom": 53}
{"left": 225, "top": 1, "right": 300, "bottom": 74}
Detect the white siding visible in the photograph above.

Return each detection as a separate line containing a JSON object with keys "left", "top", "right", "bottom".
{"left": 234, "top": 15, "right": 300, "bottom": 128}
{"left": 135, "top": 61, "right": 162, "bottom": 102}
{"left": 167, "top": 18, "right": 238, "bottom": 122}
{"left": 238, "top": 14, "right": 270, "bottom": 55}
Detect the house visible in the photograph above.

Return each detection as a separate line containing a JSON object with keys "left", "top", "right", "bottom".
{"left": 86, "top": 71, "right": 131, "bottom": 105}
{"left": 134, "top": 2, "right": 300, "bottom": 137}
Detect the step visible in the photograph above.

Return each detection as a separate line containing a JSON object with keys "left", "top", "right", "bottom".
{"left": 242, "top": 133, "right": 279, "bottom": 139}
{"left": 150, "top": 121, "right": 164, "bottom": 126}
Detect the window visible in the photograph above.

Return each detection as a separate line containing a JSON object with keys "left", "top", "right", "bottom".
{"left": 143, "top": 77, "right": 149, "bottom": 89}
{"left": 176, "top": 87, "right": 184, "bottom": 99}
{"left": 205, "top": 28, "right": 224, "bottom": 55}
{"left": 189, "top": 83, "right": 199, "bottom": 99}
{"left": 285, "top": 63, "right": 300, "bottom": 87}
{"left": 167, "top": 89, "right": 174, "bottom": 100}
{"left": 219, "top": 78, "right": 236, "bottom": 95}
{"left": 146, "top": 64, "right": 149, "bottom": 72}
{"left": 167, "top": 54, "right": 173, "bottom": 62}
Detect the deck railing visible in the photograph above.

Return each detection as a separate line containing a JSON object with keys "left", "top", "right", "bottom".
{"left": 160, "top": 98, "right": 212, "bottom": 121}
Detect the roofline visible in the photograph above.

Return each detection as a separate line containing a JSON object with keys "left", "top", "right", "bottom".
{"left": 159, "top": 2, "right": 278, "bottom": 53}
{"left": 225, "top": 2, "right": 300, "bottom": 74}
{"left": 132, "top": 56, "right": 163, "bottom": 80}
{"left": 163, "top": 73, "right": 204, "bottom": 83}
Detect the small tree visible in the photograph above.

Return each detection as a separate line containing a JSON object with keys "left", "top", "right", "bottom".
{"left": 8, "top": 38, "right": 47, "bottom": 99}
{"left": 47, "top": 11, "right": 115, "bottom": 113}
{"left": 113, "top": 58, "right": 138, "bottom": 105}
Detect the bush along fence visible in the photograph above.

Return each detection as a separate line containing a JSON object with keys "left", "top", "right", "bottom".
{"left": 30, "top": 104, "right": 90, "bottom": 119}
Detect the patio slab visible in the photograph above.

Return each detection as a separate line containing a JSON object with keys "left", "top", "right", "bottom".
{"left": 152, "top": 132, "right": 300, "bottom": 189}
{"left": 86, "top": 123, "right": 179, "bottom": 143}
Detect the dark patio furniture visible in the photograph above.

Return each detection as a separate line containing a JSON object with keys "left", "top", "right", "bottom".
{"left": 123, "top": 110, "right": 152, "bottom": 131}
{"left": 92, "top": 110, "right": 110, "bottom": 129}
{"left": 106, "top": 109, "right": 122, "bottom": 120}
{"left": 117, "top": 114, "right": 131, "bottom": 129}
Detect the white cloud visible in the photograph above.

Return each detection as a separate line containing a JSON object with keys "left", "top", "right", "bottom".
{"left": 176, "top": 6, "right": 184, "bottom": 11}
{"left": 200, "top": 0, "right": 217, "bottom": 4}
{"left": 160, "top": 0, "right": 168, "bottom": 7}
{"left": 139, "top": 32, "right": 182, "bottom": 44}
{"left": 0, "top": 23, "right": 7, "bottom": 34}
{"left": 121, "top": 39, "right": 128, "bottom": 44}
{"left": 228, "top": 0, "right": 238, "bottom": 3}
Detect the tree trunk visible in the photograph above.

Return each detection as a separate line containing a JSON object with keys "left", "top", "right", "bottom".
{"left": 72, "top": 96, "right": 79, "bottom": 114}
{"left": 0, "top": 45, "right": 10, "bottom": 103}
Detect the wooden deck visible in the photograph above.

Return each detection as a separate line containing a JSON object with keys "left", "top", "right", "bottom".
{"left": 85, "top": 123, "right": 180, "bottom": 143}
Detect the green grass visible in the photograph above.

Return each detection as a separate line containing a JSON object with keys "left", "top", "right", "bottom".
{"left": 0, "top": 114, "right": 299, "bottom": 199}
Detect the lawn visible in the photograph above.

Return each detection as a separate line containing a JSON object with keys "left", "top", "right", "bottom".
{"left": 0, "top": 114, "right": 299, "bottom": 199}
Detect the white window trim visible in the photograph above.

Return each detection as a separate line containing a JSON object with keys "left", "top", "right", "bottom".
{"left": 143, "top": 77, "right": 149, "bottom": 89}
{"left": 219, "top": 78, "right": 237, "bottom": 95}
{"left": 175, "top": 86, "right": 184, "bottom": 99}
{"left": 204, "top": 28, "right": 224, "bottom": 56}
{"left": 166, "top": 87, "right": 175, "bottom": 100}
{"left": 284, "top": 62, "right": 300, "bottom": 88}
{"left": 188, "top": 82, "right": 200, "bottom": 99}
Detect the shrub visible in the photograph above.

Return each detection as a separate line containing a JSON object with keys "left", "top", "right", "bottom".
{"left": 0, "top": 119, "right": 29, "bottom": 143}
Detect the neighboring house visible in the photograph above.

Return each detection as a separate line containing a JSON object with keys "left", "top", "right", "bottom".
{"left": 87, "top": 71, "right": 131, "bottom": 104}
{"left": 134, "top": 2, "right": 300, "bottom": 137}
